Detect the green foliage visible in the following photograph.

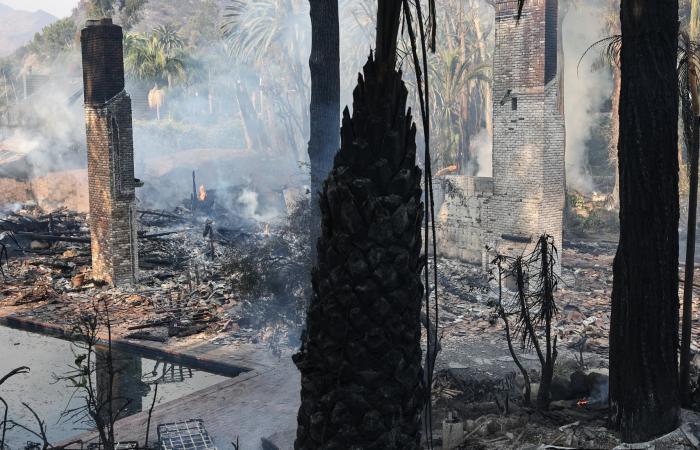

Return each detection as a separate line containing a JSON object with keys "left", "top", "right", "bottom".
{"left": 27, "top": 18, "right": 78, "bottom": 60}
{"left": 88, "top": 0, "right": 148, "bottom": 30}
{"left": 429, "top": 48, "right": 491, "bottom": 167}
{"left": 567, "top": 191, "right": 586, "bottom": 208}
{"left": 181, "top": 0, "right": 222, "bottom": 47}
{"left": 124, "top": 28, "right": 187, "bottom": 85}
{"left": 223, "top": 0, "right": 307, "bottom": 63}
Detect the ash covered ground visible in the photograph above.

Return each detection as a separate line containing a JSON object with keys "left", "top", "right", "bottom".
{"left": 2, "top": 198, "right": 700, "bottom": 448}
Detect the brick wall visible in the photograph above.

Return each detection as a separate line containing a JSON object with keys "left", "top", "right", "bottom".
{"left": 436, "top": 0, "right": 565, "bottom": 269}
{"left": 81, "top": 19, "right": 138, "bottom": 286}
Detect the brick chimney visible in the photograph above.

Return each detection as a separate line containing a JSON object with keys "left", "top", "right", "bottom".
{"left": 489, "top": 0, "right": 565, "bottom": 261}
{"left": 81, "top": 18, "right": 138, "bottom": 286}
{"left": 435, "top": 0, "right": 565, "bottom": 271}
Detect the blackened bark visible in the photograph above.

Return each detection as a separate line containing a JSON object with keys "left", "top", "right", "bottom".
{"left": 293, "top": 54, "right": 425, "bottom": 449}
{"left": 680, "top": 115, "right": 699, "bottom": 406}
{"left": 375, "top": 0, "right": 402, "bottom": 69}
{"left": 308, "top": 0, "right": 340, "bottom": 262}
{"left": 536, "top": 237, "right": 557, "bottom": 410}
{"left": 609, "top": 0, "right": 680, "bottom": 441}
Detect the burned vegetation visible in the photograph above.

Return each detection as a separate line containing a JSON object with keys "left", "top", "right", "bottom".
{"left": 1, "top": 0, "right": 700, "bottom": 448}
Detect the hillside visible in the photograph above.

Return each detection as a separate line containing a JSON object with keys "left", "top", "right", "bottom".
{"left": 68, "top": 0, "right": 227, "bottom": 46}
{"left": 0, "top": 3, "right": 57, "bottom": 56}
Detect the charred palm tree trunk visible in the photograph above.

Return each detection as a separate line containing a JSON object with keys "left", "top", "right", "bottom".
{"left": 307, "top": 0, "right": 340, "bottom": 263}
{"left": 609, "top": 0, "right": 681, "bottom": 442}
{"left": 680, "top": 0, "right": 700, "bottom": 407}
{"left": 294, "top": 1, "right": 425, "bottom": 448}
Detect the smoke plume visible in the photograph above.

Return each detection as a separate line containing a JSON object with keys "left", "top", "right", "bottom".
{"left": 562, "top": 0, "right": 613, "bottom": 193}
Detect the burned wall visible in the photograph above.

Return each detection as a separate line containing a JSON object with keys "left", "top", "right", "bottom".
{"left": 81, "top": 19, "right": 138, "bottom": 286}
{"left": 437, "top": 0, "right": 565, "bottom": 267}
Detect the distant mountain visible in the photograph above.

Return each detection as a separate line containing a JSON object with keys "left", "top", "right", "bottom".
{"left": 0, "top": 3, "right": 57, "bottom": 56}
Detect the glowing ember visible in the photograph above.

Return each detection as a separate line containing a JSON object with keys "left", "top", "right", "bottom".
{"left": 198, "top": 184, "right": 207, "bottom": 201}
{"left": 577, "top": 399, "right": 588, "bottom": 407}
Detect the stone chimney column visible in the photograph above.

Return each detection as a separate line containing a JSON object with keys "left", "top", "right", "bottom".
{"left": 81, "top": 18, "right": 138, "bottom": 286}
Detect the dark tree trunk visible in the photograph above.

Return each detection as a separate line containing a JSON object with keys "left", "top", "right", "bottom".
{"left": 681, "top": 5, "right": 700, "bottom": 404}
{"left": 308, "top": 0, "right": 340, "bottom": 262}
{"left": 681, "top": 115, "right": 699, "bottom": 406}
{"left": 293, "top": 51, "right": 425, "bottom": 449}
{"left": 375, "top": 0, "right": 402, "bottom": 70}
{"left": 609, "top": 0, "right": 681, "bottom": 442}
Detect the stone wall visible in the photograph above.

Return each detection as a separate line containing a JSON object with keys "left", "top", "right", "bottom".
{"left": 435, "top": 176, "right": 493, "bottom": 265}
{"left": 436, "top": 0, "right": 565, "bottom": 267}
{"left": 81, "top": 19, "right": 138, "bottom": 286}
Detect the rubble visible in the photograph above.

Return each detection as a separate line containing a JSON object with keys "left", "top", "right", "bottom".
{"left": 0, "top": 200, "right": 307, "bottom": 349}
{"left": 2, "top": 199, "right": 699, "bottom": 449}
{"left": 426, "top": 236, "right": 700, "bottom": 449}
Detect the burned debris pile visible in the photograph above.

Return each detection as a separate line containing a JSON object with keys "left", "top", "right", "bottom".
{"left": 0, "top": 194, "right": 310, "bottom": 348}
{"left": 423, "top": 238, "right": 700, "bottom": 449}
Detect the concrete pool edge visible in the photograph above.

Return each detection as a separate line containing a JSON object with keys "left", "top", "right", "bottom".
{"left": 57, "top": 359, "right": 299, "bottom": 449}
{"left": 0, "top": 315, "right": 279, "bottom": 378}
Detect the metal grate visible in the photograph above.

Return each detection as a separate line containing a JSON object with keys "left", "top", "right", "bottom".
{"left": 158, "top": 419, "right": 216, "bottom": 450}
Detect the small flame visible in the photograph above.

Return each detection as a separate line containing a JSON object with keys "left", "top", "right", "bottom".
{"left": 198, "top": 184, "right": 207, "bottom": 201}
{"left": 263, "top": 223, "right": 270, "bottom": 236}
{"left": 577, "top": 399, "right": 588, "bottom": 407}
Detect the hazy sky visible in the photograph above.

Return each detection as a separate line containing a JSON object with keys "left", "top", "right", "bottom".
{"left": 2, "top": 0, "right": 79, "bottom": 18}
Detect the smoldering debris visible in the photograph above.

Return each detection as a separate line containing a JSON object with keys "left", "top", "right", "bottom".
{"left": 0, "top": 196, "right": 311, "bottom": 350}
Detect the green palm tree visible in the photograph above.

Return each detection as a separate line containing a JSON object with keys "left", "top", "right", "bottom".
{"left": 153, "top": 24, "right": 185, "bottom": 56}
{"left": 428, "top": 48, "right": 490, "bottom": 171}
{"left": 124, "top": 32, "right": 186, "bottom": 88}
{"left": 223, "top": 0, "right": 310, "bottom": 150}
{"left": 223, "top": 0, "right": 307, "bottom": 63}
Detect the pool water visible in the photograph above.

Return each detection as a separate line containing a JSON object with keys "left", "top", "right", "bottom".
{"left": 0, "top": 326, "right": 230, "bottom": 448}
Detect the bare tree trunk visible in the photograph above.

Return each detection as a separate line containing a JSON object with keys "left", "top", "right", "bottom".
{"left": 681, "top": 115, "right": 699, "bottom": 406}
{"left": 375, "top": 0, "right": 402, "bottom": 70}
{"left": 609, "top": 0, "right": 681, "bottom": 442}
{"left": 235, "top": 82, "right": 270, "bottom": 152}
{"left": 680, "top": 0, "right": 700, "bottom": 407}
{"left": 308, "top": 0, "right": 340, "bottom": 263}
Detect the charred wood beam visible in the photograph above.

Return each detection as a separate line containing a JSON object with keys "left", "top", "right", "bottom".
{"left": 14, "top": 232, "right": 90, "bottom": 243}
{"left": 137, "top": 210, "right": 189, "bottom": 221}
{"left": 138, "top": 230, "right": 188, "bottom": 240}
{"left": 12, "top": 230, "right": 188, "bottom": 244}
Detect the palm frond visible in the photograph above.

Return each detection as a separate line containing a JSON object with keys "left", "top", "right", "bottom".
{"left": 222, "top": 0, "right": 305, "bottom": 63}
{"left": 577, "top": 35, "right": 622, "bottom": 76}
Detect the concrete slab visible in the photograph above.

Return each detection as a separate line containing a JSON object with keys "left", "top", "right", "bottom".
{"left": 87, "top": 359, "right": 300, "bottom": 449}
{"left": 0, "top": 315, "right": 300, "bottom": 449}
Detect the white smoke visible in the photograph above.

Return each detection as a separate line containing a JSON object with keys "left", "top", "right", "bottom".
{"left": 563, "top": 0, "right": 613, "bottom": 193}
{"left": 0, "top": 60, "right": 85, "bottom": 180}
{"left": 472, "top": 128, "right": 493, "bottom": 177}
{"left": 237, "top": 188, "right": 279, "bottom": 223}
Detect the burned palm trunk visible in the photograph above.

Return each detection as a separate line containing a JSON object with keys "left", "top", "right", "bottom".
{"left": 680, "top": 9, "right": 700, "bottom": 406}
{"left": 609, "top": 0, "right": 680, "bottom": 441}
{"left": 307, "top": 0, "right": 340, "bottom": 263}
{"left": 293, "top": 53, "right": 424, "bottom": 448}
